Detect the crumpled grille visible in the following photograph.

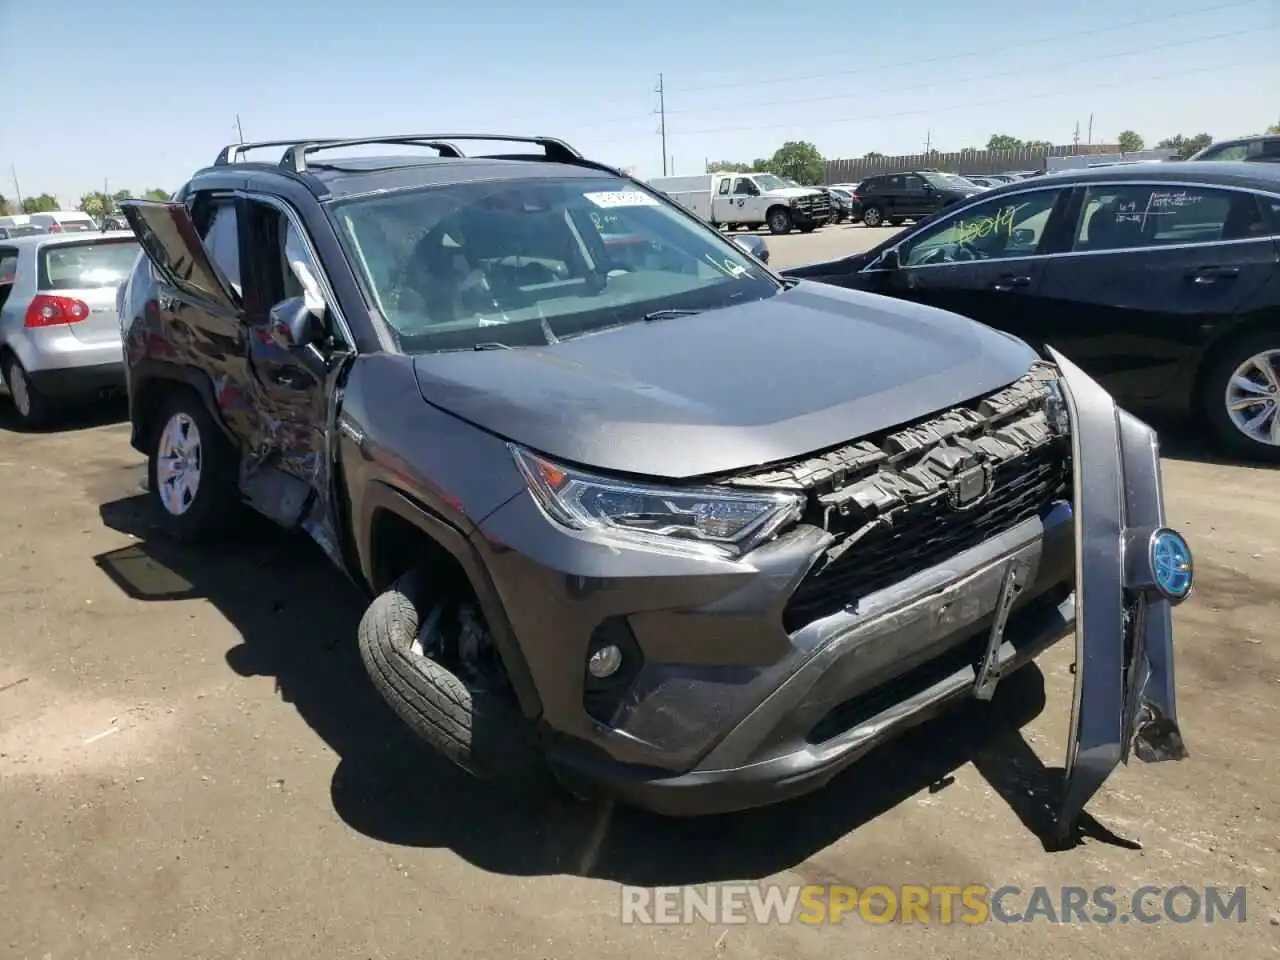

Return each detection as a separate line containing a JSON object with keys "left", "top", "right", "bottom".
{"left": 732, "top": 363, "right": 1072, "bottom": 632}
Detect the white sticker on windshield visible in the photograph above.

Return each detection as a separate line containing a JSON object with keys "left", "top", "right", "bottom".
{"left": 584, "top": 190, "right": 660, "bottom": 209}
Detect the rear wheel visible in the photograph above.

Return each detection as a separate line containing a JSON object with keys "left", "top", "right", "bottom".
{"left": 767, "top": 207, "right": 793, "bottom": 235}
{"left": 1, "top": 354, "right": 53, "bottom": 428}
{"left": 147, "top": 389, "right": 244, "bottom": 540}
{"left": 1200, "top": 331, "right": 1280, "bottom": 462}
{"left": 862, "top": 205, "right": 884, "bottom": 227}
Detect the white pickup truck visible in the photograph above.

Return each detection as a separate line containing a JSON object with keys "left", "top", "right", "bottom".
{"left": 648, "top": 171, "right": 832, "bottom": 235}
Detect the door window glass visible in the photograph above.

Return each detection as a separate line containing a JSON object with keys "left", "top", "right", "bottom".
{"left": 899, "top": 189, "right": 1063, "bottom": 266}
{"left": 1072, "top": 185, "right": 1265, "bottom": 251}
{"left": 903, "top": 175, "right": 926, "bottom": 192}
{"left": 201, "top": 202, "right": 242, "bottom": 294}
{"left": 717, "top": 178, "right": 731, "bottom": 196}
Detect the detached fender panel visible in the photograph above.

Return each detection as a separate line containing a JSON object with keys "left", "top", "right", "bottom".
{"left": 1050, "top": 346, "right": 1190, "bottom": 836}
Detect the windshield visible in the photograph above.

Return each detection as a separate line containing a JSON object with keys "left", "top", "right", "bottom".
{"left": 829, "top": 188, "right": 852, "bottom": 200}
{"left": 922, "top": 172, "right": 980, "bottom": 191}
{"left": 330, "top": 176, "right": 780, "bottom": 352}
{"left": 38, "top": 239, "right": 140, "bottom": 290}
{"left": 752, "top": 174, "right": 790, "bottom": 191}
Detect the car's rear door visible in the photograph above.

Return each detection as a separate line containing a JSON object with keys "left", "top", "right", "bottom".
{"left": 119, "top": 197, "right": 252, "bottom": 437}
{"left": 1033, "top": 182, "right": 1279, "bottom": 404}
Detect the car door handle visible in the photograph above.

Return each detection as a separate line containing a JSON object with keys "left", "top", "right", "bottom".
{"left": 990, "top": 275, "right": 1032, "bottom": 292}
{"left": 1187, "top": 266, "right": 1240, "bottom": 284}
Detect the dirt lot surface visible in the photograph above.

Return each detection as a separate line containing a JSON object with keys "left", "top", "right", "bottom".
{"left": 1, "top": 225, "right": 1277, "bottom": 959}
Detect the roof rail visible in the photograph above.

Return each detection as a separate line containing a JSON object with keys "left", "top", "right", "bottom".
{"left": 215, "top": 139, "right": 345, "bottom": 166}
{"left": 278, "top": 134, "right": 584, "bottom": 174}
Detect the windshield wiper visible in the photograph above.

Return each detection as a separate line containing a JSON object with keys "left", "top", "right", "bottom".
{"left": 473, "top": 342, "right": 511, "bottom": 351}
{"left": 643, "top": 309, "right": 702, "bottom": 322}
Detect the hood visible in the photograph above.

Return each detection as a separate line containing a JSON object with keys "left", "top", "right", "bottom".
{"left": 411, "top": 283, "right": 1038, "bottom": 480}
{"left": 772, "top": 187, "right": 823, "bottom": 199}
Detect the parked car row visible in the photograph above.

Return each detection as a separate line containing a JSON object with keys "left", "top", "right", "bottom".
{"left": 1, "top": 132, "right": 1194, "bottom": 836}
{"left": 787, "top": 161, "right": 1280, "bottom": 461}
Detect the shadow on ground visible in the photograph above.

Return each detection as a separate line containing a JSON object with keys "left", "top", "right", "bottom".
{"left": 1141, "top": 410, "right": 1278, "bottom": 471}
{"left": 0, "top": 392, "right": 128, "bottom": 433}
{"left": 94, "top": 491, "right": 1127, "bottom": 885}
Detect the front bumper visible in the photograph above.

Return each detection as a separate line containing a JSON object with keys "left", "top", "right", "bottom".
{"left": 472, "top": 355, "right": 1188, "bottom": 824}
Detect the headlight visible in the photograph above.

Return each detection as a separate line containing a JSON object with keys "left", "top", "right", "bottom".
{"left": 510, "top": 445, "right": 803, "bottom": 558}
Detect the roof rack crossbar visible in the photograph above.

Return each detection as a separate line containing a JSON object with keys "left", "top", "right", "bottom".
{"left": 215, "top": 139, "right": 346, "bottom": 166}
{"left": 279, "top": 134, "right": 583, "bottom": 173}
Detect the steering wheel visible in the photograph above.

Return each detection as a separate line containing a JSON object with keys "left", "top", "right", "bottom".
{"left": 917, "top": 240, "right": 985, "bottom": 265}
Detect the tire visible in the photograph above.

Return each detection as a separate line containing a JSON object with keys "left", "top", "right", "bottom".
{"left": 862, "top": 205, "right": 884, "bottom": 227}
{"left": 357, "top": 568, "right": 549, "bottom": 791}
{"left": 1199, "top": 329, "right": 1280, "bottom": 463}
{"left": 147, "top": 388, "right": 244, "bottom": 541}
{"left": 767, "top": 207, "right": 793, "bottom": 235}
{"left": 1, "top": 353, "right": 54, "bottom": 428}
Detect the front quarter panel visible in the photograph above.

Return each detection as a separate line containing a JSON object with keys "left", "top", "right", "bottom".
{"left": 339, "top": 354, "right": 527, "bottom": 588}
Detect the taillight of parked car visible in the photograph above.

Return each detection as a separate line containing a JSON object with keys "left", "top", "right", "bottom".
{"left": 25, "top": 294, "right": 90, "bottom": 328}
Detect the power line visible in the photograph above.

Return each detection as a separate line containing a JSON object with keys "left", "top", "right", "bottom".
{"left": 571, "top": 29, "right": 1253, "bottom": 132}
{"left": 663, "top": 0, "right": 1264, "bottom": 95}
{"left": 593, "top": 56, "right": 1265, "bottom": 144}
{"left": 488, "top": 0, "right": 1264, "bottom": 126}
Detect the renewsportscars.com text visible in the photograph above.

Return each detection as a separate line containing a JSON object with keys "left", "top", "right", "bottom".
{"left": 620, "top": 884, "right": 1249, "bottom": 925}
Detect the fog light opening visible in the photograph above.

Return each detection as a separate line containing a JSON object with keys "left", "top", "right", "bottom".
{"left": 587, "top": 644, "right": 623, "bottom": 679}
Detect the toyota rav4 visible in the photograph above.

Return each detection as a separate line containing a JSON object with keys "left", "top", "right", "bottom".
{"left": 117, "top": 134, "right": 1193, "bottom": 833}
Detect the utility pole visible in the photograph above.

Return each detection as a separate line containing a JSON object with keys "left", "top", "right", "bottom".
{"left": 236, "top": 114, "right": 245, "bottom": 144}
{"left": 1072, "top": 121, "right": 1081, "bottom": 153}
{"left": 1087, "top": 113, "right": 1094, "bottom": 146}
{"left": 655, "top": 74, "right": 668, "bottom": 176}
{"left": 924, "top": 128, "right": 931, "bottom": 156}
{"left": 10, "top": 164, "right": 23, "bottom": 208}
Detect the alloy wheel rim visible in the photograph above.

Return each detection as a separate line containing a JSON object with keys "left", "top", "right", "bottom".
{"left": 155, "top": 413, "right": 203, "bottom": 516}
{"left": 1224, "top": 348, "right": 1280, "bottom": 447}
{"left": 865, "top": 209, "right": 881, "bottom": 226}
{"left": 8, "top": 364, "right": 31, "bottom": 418}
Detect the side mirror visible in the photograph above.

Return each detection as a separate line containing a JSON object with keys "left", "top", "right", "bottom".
{"left": 270, "top": 295, "right": 324, "bottom": 348}
{"left": 733, "top": 234, "right": 770, "bottom": 263}
{"left": 879, "top": 247, "right": 901, "bottom": 271}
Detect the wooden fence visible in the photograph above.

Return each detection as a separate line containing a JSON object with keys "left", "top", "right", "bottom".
{"left": 824, "top": 144, "right": 1121, "bottom": 182}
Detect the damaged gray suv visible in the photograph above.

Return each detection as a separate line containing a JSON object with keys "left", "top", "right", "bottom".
{"left": 117, "top": 134, "right": 1195, "bottom": 834}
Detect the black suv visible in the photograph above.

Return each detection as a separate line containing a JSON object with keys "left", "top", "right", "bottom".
{"left": 117, "top": 134, "right": 1192, "bottom": 829}
{"left": 855, "top": 171, "right": 983, "bottom": 227}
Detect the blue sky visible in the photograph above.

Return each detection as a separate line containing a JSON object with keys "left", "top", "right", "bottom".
{"left": 1, "top": 0, "right": 1275, "bottom": 205}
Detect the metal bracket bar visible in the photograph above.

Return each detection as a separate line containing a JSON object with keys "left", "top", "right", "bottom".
{"left": 974, "top": 560, "right": 1028, "bottom": 700}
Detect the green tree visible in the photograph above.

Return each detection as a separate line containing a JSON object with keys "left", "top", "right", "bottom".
{"left": 1157, "top": 132, "right": 1214, "bottom": 156}
{"left": 142, "top": 188, "right": 171, "bottom": 201}
{"left": 1025, "top": 140, "right": 1053, "bottom": 152}
{"left": 706, "top": 161, "right": 751, "bottom": 173}
{"left": 78, "top": 191, "right": 116, "bottom": 220}
{"left": 766, "top": 140, "right": 825, "bottom": 184}
{"left": 1266, "top": 118, "right": 1280, "bottom": 134}
{"left": 863, "top": 151, "right": 885, "bottom": 159}
{"left": 986, "top": 134, "right": 1025, "bottom": 151}
{"left": 1117, "top": 130, "right": 1145, "bottom": 152}
{"left": 0, "top": 194, "right": 9, "bottom": 216}
{"left": 21, "top": 194, "right": 59, "bottom": 213}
